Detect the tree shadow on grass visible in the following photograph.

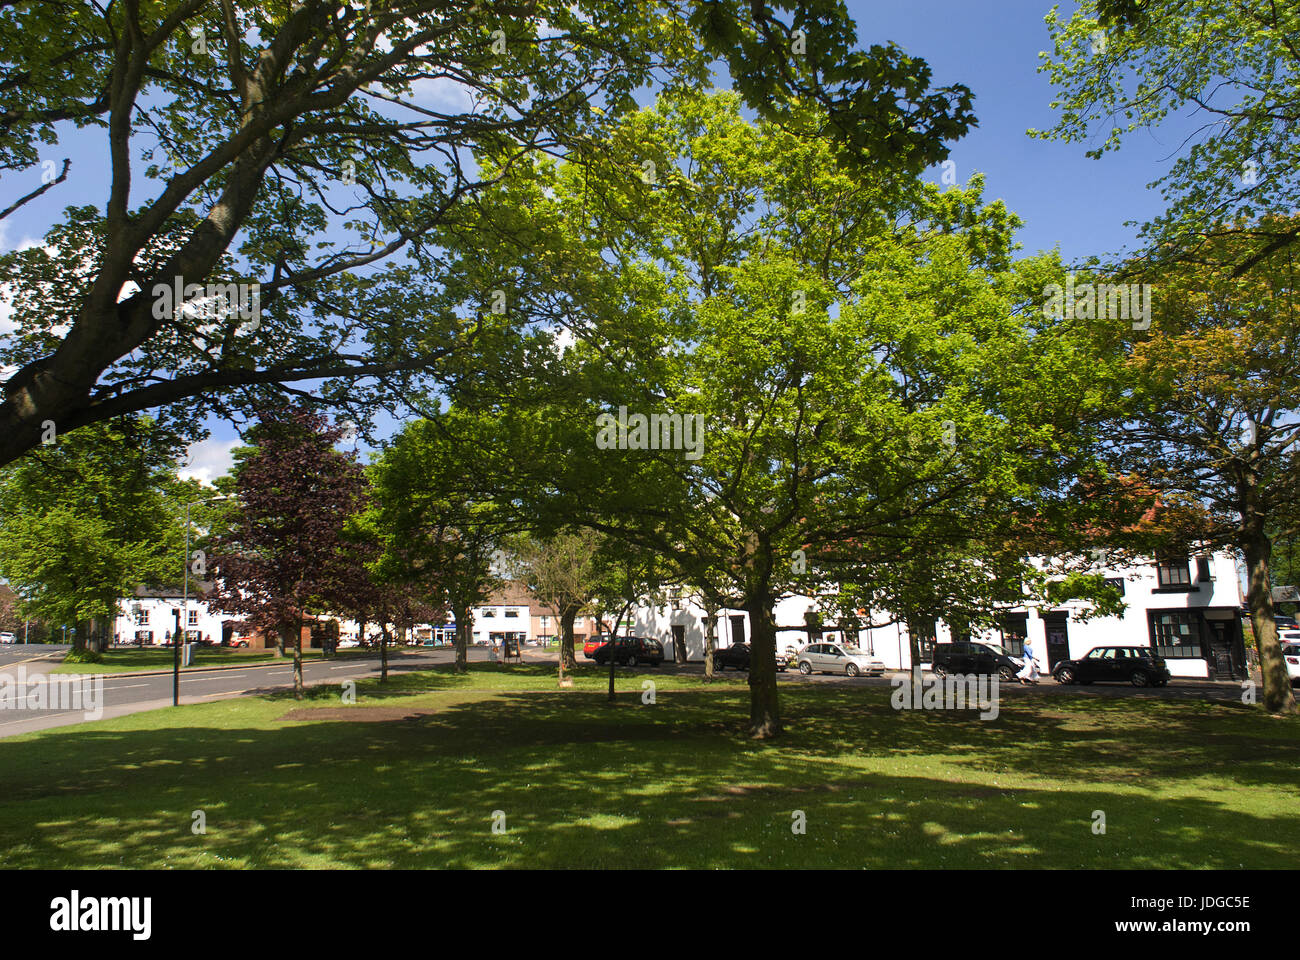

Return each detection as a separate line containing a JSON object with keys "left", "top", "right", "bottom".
{"left": 0, "top": 681, "right": 1297, "bottom": 869}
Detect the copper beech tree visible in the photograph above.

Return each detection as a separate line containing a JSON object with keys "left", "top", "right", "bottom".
{"left": 209, "top": 406, "right": 366, "bottom": 699}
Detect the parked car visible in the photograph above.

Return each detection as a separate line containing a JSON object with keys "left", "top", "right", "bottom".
{"left": 714, "top": 642, "right": 793, "bottom": 672}
{"left": 337, "top": 638, "right": 360, "bottom": 649}
{"left": 583, "top": 634, "right": 613, "bottom": 658}
{"left": 591, "top": 635, "right": 664, "bottom": 667}
{"left": 796, "top": 642, "right": 887, "bottom": 677}
{"left": 1276, "top": 615, "right": 1298, "bottom": 630}
{"left": 1053, "top": 646, "right": 1172, "bottom": 687}
{"left": 714, "top": 643, "right": 751, "bottom": 671}
{"left": 223, "top": 636, "right": 250, "bottom": 648}
{"left": 0, "top": 632, "right": 16, "bottom": 644}
{"left": 931, "top": 641, "right": 1023, "bottom": 681}
{"left": 1283, "top": 642, "right": 1300, "bottom": 687}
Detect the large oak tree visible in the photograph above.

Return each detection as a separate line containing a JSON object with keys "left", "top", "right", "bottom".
{"left": 0, "top": 0, "right": 973, "bottom": 467}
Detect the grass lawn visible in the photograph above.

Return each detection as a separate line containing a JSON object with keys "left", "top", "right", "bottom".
{"left": 51, "top": 647, "right": 378, "bottom": 674}
{"left": 0, "top": 664, "right": 1297, "bottom": 869}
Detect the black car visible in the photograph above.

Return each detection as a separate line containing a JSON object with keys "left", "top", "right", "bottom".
{"left": 930, "top": 641, "right": 1022, "bottom": 681}
{"left": 591, "top": 636, "right": 664, "bottom": 667}
{"left": 713, "top": 642, "right": 790, "bottom": 672}
{"left": 714, "top": 643, "right": 749, "bottom": 671}
{"left": 1053, "top": 646, "right": 1171, "bottom": 687}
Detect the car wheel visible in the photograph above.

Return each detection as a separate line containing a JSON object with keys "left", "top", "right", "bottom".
{"left": 999, "top": 665, "right": 1017, "bottom": 682}
{"left": 1130, "top": 670, "right": 1149, "bottom": 687}
{"left": 846, "top": 663, "right": 859, "bottom": 678}
{"left": 798, "top": 661, "right": 812, "bottom": 675}
{"left": 627, "top": 655, "right": 638, "bottom": 667}
{"left": 1056, "top": 666, "right": 1075, "bottom": 685}
{"left": 932, "top": 663, "right": 948, "bottom": 678}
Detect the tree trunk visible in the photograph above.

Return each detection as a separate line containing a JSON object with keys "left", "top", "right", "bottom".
{"left": 559, "top": 606, "right": 578, "bottom": 670}
{"left": 380, "top": 620, "right": 390, "bottom": 683}
{"left": 292, "top": 619, "right": 304, "bottom": 700}
{"left": 608, "top": 601, "right": 633, "bottom": 703}
{"left": 1243, "top": 528, "right": 1298, "bottom": 714}
{"left": 744, "top": 597, "right": 781, "bottom": 739}
{"left": 453, "top": 602, "right": 471, "bottom": 674}
{"left": 703, "top": 603, "right": 718, "bottom": 679}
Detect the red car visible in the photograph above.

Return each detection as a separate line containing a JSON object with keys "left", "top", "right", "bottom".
{"left": 583, "top": 634, "right": 613, "bottom": 658}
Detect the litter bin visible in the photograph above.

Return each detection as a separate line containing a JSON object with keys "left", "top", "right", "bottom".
{"left": 182, "top": 642, "right": 196, "bottom": 667}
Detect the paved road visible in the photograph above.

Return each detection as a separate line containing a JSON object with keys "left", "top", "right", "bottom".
{"left": 0, "top": 644, "right": 69, "bottom": 668}
{"left": 0, "top": 648, "right": 480, "bottom": 738}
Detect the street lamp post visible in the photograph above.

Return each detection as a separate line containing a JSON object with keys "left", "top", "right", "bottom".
{"left": 175, "top": 494, "right": 230, "bottom": 707}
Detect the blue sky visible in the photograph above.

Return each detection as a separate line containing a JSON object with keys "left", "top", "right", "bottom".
{"left": 0, "top": 1, "right": 1187, "bottom": 484}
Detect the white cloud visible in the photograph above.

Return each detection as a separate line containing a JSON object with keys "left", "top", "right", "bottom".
{"left": 179, "top": 437, "right": 239, "bottom": 487}
{"left": 409, "top": 75, "right": 479, "bottom": 113}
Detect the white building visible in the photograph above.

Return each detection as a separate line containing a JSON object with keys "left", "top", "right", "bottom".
{"left": 114, "top": 585, "right": 228, "bottom": 646}
{"left": 626, "top": 549, "right": 1248, "bottom": 680}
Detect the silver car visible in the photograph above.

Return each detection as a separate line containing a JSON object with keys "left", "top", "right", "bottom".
{"left": 797, "top": 642, "right": 887, "bottom": 677}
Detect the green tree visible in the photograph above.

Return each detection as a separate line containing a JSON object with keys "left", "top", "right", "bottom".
{"left": 434, "top": 93, "right": 1130, "bottom": 737}
{"left": 1105, "top": 230, "right": 1300, "bottom": 714}
{"left": 364, "top": 413, "right": 507, "bottom": 674}
{"left": 1033, "top": 0, "right": 1300, "bottom": 275}
{"left": 513, "top": 528, "right": 604, "bottom": 675}
{"left": 0, "top": 0, "right": 974, "bottom": 468}
{"left": 0, "top": 416, "right": 191, "bottom": 650}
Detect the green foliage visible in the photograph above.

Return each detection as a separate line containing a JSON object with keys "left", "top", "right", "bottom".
{"left": 0, "top": 0, "right": 975, "bottom": 468}
{"left": 1033, "top": 0, "right": 1300, "bottom": 272}
{"left": 0, "top": 416, "right": 190, "bottom": 630}
{"left": 60, "top": 648, "right": 104, "bottom": 665}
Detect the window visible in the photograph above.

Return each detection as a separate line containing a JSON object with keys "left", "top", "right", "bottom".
{"left": 504, "top": 610, "right": 519, "bottom": 618}
{"left": 187, "top": 609, "right": 199, "bottom": 625}
{"left": 1104, "top": 577, "right": 1126, "bottom": 596}
{"left": 1196, "top": 556, "right": 1212, "bottom": 582}
{"left": 1156, "top": 553, "right": 1193, "bottom": 589}
{"left": 1086, "top": 648, "right": 1108, "bottom": 659}
{"left": 1151, "top": 611, "right": 1203, "bottom": 658}
{"left": 133, "top": 607, "right": 149, "bottom": 626}
{"left": 997, "top": 614, "right": 1028, "bottom": 657}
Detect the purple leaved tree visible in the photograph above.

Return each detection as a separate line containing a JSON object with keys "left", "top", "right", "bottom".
{"left": 209, "top": 406, "right": 366, "bottom": 699}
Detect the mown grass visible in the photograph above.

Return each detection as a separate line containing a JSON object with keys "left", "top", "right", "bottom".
{"left": 0, "top": 663, "right": 1296, "bottom": 869}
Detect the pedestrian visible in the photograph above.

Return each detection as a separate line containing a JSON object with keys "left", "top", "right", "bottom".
{"left": 1017, "top": 639, "right": 1040, "bottom": 684}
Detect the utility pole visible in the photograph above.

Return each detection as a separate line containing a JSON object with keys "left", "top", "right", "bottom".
{"left": 175, "top": 500, "right": 190, "bottom": 706}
